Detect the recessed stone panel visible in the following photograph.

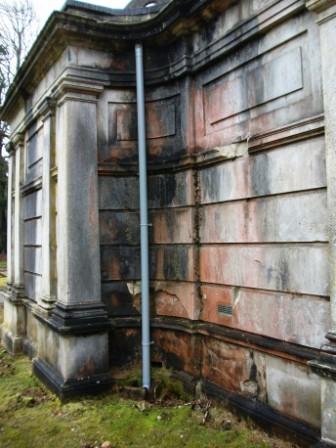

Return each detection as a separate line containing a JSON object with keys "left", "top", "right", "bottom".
{"left": 204, "top": 48, "right": 303, "bottom": 133}
{"left": 25, "top": 122, "right": 44, "bottom": 184}
{"left": 111, "top": 99, "right": 176, "bottom": 142}
{"left": 24, "top": 190, "right": 42, "bottom": 220}
{"left": 24, "top": 218, "right": 42, "bottom": 246}
{"left": 24, "top": 272, "right": 41, "bottom": 301}
{"left": 24, "top": 247, "right": 42, "bottom": 275}
{"left": 107, "top": 95, "right": 180, "bottom": 162}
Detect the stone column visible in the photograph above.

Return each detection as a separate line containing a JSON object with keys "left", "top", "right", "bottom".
{"left": 6, "top": 144, "right": 14, "bottom": 286}
{"left": 0, "top": 133, "right": 26, "bottom": 353}
{"left": 33, "top": 80, "right": 111, "bottom": 397}
{"left": 306, "top": 1, "right": 336, "bottom": 445}
{"left": 38, "top": 98, "right": 56, "bottom": 311}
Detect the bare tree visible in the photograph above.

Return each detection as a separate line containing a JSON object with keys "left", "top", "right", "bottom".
{"left": 0, "top": 0, "right": 37, "bottom": 255}
{"left": 0, "top": 0, "right": 36, "bottom": 78}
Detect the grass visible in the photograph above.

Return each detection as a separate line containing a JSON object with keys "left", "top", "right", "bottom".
{"left": 0, "top": 349, "right": 295, "bottom": 448}
{"left": 0, "top": 276, "right": 6, "bottom": 289}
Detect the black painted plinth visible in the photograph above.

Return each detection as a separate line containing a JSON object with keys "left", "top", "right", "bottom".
{"left": 33, "top": 358, "right": 113, "bottom": 399}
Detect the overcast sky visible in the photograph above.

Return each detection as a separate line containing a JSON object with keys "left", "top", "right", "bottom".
{"left": 32, "top": 0, "right": 129, "bottom": 30}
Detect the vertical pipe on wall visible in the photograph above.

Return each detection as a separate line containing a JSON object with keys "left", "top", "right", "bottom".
{"left": 135, "top": 42, "right": 151, "bottom": 390}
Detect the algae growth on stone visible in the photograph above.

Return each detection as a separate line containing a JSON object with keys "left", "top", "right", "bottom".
{"left": 0, "top": 350, "right": 292, "bottom": 448}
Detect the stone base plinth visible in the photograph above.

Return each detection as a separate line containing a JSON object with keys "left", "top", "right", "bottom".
{"left": 309, "top": 340, "right": 336, "bottom": 446}
{"left": 0, "top": 287, "right": 26, "bottom": 354}
{"left": 33, "top": 357, "right": 112, "bottom": 399}
{"left": 32, "top": 306, "right": 111, "bottom": 398}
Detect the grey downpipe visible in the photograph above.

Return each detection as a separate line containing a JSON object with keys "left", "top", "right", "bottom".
{"left": 135, "top": 42, "right": 151, "bottom": 390}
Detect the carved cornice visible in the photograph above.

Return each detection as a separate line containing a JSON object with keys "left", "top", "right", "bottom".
{"left": 306, "top": 0, "right": 336, "bottom": 12}
{"left": 306, "top": 0, "right": 336, "bottom": 23}
{"left": 52, "top": 76, "right": 105, "bottom": 106}
{"left": 11, "top": 132, "right": 25, "bottom": 148}
{"left": 1, "top": 0, "right": 305, "bottom": 120}
{"left": 37, "top": 97, "right": 56, "bottom": 121}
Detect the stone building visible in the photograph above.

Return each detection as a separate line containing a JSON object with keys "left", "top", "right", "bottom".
{"left": 1, "top": 0, "right": 336, "bottom": 444}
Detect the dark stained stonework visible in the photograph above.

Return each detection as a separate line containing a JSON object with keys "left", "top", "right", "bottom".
{"left": 1, "top": 0, "right": 336, "bottom": 445}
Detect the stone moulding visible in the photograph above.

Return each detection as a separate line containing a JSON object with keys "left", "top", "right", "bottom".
{"left": 111, "top": 316, "right": 322, "bottom": 364}
{"left": 248, "top": 114, "right": 325, "bottom": 153}
{"left": 306, "top": 0, "right": 336, "bottom": 12}
{"left": 97, "top": 113, "right": 325, "bottom": 176}
{"left": 1, "top": 0, "right": 306, "bottom": 121}
{"left": 33, "top": 302, "right": 111, "bottom": 336}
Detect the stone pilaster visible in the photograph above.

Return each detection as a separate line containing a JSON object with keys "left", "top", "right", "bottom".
{"left": 6, "top": 143, "right": 14, "bottom": 286}
{"left": 32, "top": 79, "right": 111, "bottom": 397}
{"left": 13, "top": 133, "right": 24, "bottom": 295}
{"left": 0, "top": 134, "right": 26, "bottom": 353}
{"left": 38, "top": 98, "right": 56, "bottom": 311}
{"left": 306, "top": 1, "right": 336, "bottom": 445}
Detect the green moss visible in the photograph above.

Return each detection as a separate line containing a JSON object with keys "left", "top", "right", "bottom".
{"left": 115, "top": 365, "right": 191, "bottom": 402}
{"left": 0, "top": 276, "right": 6, "bottom": 289}
{"left": 115, "top": 366, "right": 142, "bottom": 387}
{"left": 0, "top": 352, "right": 281, "bottom": 448}
{"left": 152, "top": 367, "right": 191, "bottom": 402}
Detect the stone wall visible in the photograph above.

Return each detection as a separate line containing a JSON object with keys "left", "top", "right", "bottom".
{"left": 96, "top": 2, "right": 330, "bottom": 434}
{"left": 1, "top": 0, "right": 336, "bottom": 444}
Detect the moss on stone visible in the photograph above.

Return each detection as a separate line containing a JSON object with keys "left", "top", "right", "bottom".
{"left": 0, "top": 352, "right": 289, "bottom": 448}
{"left": 0, "top": 276, "right": 6, "bottom": 289}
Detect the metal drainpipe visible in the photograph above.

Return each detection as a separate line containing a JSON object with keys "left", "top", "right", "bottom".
{"left": 135, "top": 42, "right": 151, "bottom": 390}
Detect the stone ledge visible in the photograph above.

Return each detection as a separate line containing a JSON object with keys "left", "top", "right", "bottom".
{"left": 248, "top": 114, "right": 325, "bottom": 153}
{"left": 110, "top": 315, "right": 322, "bottom": 363}
{"left": 1, "top": 286, "right": 26, "bottom": 305}
{"left": 309, "top": 358, "right": 336, "bottom": 380}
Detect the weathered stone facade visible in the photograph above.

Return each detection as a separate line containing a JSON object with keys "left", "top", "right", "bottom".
{"left": 1, "top": 0, "right": 336, "bottom": 444}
